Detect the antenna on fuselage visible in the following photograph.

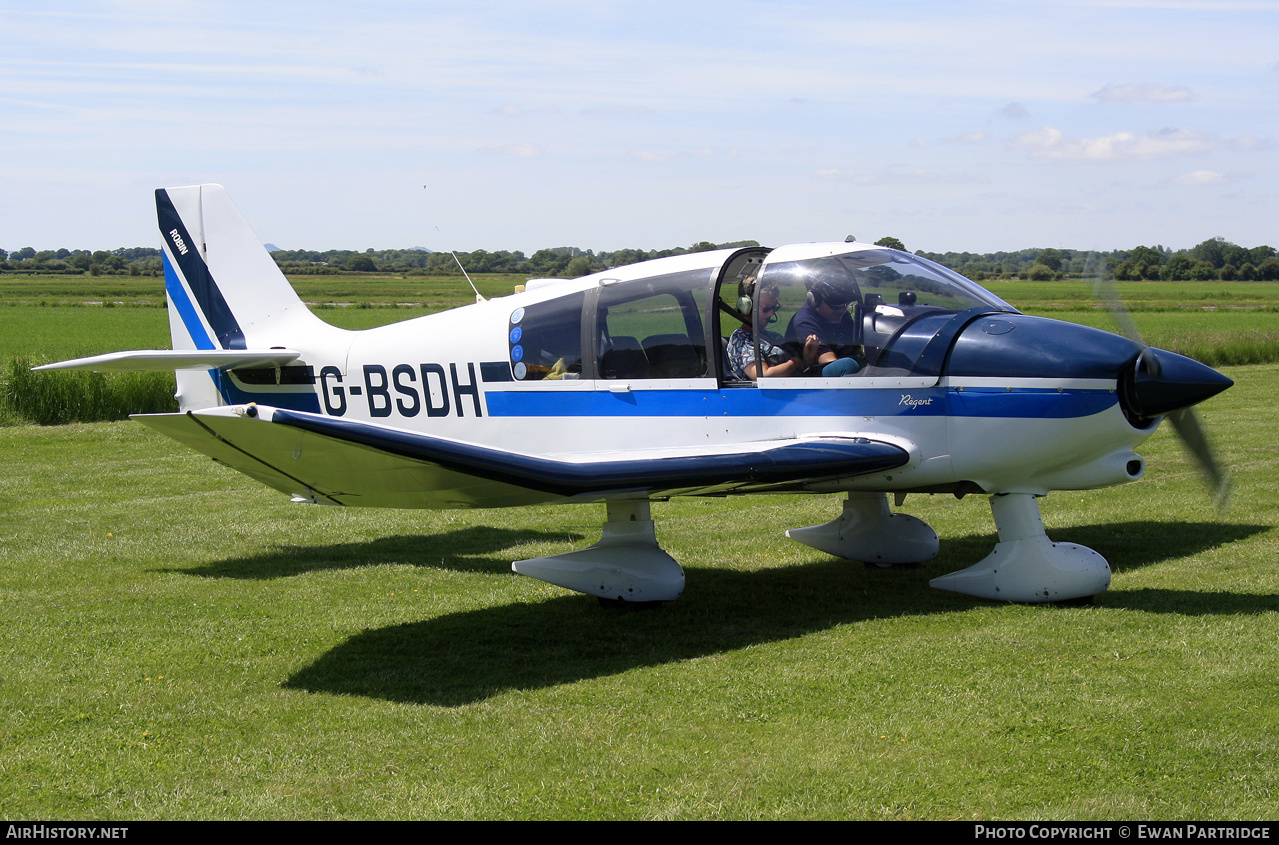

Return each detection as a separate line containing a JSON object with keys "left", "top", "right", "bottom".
{"left": 450, "top": 249, "right": 485, "bottom": 303}
{"left": 434, "top": 224, "right": 485, "bottom": 303}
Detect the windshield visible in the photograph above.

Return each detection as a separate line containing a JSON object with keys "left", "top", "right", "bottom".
{"left": 749, "top": 247, "right": 1015, "bottom": 379}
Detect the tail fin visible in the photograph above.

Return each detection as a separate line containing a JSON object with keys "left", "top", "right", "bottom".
{"left": 38, "top": 185, "right": 344, "bottom": 415}
{"left": 157, "top": 184, "right": 341, "bottom": 412}
{"left": 158, "top": 184, "right": 322, "bottom": 352}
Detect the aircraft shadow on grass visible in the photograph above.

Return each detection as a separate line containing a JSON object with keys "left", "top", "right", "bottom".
{"left": 282, "top": 520, "right": 1268, "bottom": 707}
{"left": 163, "top": 527, "right": 587, "bottom": 580}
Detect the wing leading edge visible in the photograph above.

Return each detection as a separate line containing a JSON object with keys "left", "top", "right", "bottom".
{"left": 34, "top": 349, "right": 300, "bottom": 372}
{"left": 133, "top": 405, "right": 910, "bottom": 509}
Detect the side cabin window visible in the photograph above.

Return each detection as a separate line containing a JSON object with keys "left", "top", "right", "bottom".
{"left": 596, "top": 270, "right": 710, "bottom": 379}
{"left": 715, "top": 249, "right": 771, "bottom": 384}
{"left": 509, "top": 291, "right": 586, "bottom": 380}
{"left": 757, "top": 249, "right": 1010, "bottom": 379}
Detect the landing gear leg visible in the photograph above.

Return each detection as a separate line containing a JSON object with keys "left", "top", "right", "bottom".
{"left": 929, "top": 493, "right": 1110, "bottom": 602}
{"left": 785, "top": 492, "right": 939, "bottom": 565}
{"left": 512, "top": 500, "right": 685, "bottom": 604}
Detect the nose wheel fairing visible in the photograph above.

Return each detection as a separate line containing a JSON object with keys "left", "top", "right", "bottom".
{"left": 929, "top": 493, "right": 1110, "bottom": 602}
{"left": 784, "top": 492, "right": 1111, "bottom": 603}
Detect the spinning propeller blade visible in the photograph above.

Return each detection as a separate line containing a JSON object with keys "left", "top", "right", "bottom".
{"left": 1093, "top": 276, "right": 1231, "bottom": 510}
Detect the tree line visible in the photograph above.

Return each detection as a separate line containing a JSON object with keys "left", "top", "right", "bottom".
{"left": 266, "top": 240, "right": 762, "bottom": 278}
{"left": 915, "top": 239, "right": 1279, "bottom": 282}
{"left": 2, "top": 237, "right": 1277, "bottom": 282}
{"left": 1, "top": 247, "right": 164, "bottom": 277}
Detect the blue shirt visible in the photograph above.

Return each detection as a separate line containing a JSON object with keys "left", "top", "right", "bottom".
{"left": 785, "top": 303, "right": 861, "bottom": 360}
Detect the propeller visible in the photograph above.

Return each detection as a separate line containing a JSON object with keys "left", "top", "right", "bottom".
{"left": 1093, "top": 276, "right": 1232, "bottom": 510}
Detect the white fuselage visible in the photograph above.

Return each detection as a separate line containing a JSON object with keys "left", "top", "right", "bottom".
{"left": 207, "top": 281, "right": 1152, "bottom": 500}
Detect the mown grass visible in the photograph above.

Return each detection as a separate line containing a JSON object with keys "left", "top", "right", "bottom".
{"left": 0, "top": 364, "right": 1272, "bottom": 819}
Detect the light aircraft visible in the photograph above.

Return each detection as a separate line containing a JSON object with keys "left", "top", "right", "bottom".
{"left": 39, "top": 184, "right": 1233, "bottom": 604}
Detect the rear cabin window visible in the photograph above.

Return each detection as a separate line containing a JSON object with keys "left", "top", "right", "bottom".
{"left": 596, "top": 270, "right": 709, "bottom": 379}
{"left": 509, "top": 291, "right": 586, "bottom": 380}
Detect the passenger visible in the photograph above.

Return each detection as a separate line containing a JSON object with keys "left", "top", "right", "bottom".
{"left": 726, "top": 276, "right": 818, "bottom": 380}
{"left": 785, "top": 277, "right": 863, "bottom": 376}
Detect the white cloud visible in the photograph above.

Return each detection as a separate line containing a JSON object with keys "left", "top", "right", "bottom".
{"left": 478, "top": 143, "right": 543, "bottom": 157}
{"left": 911, "top": 131, "right": 988, "bottom": 149}
{"left": 944, "top": 131, "right": 988, "bottom": 145}
{"left": 1011, "top": 126, "right": 1217, "bottom": 160}
{"left": 1073, "top": 1, "right": 1279, "bottom": 10}
{"left": 580, "top": 106, "right": 654, "bottom": 116}
{"left": 998, "top": 102, "right": 1030, "bottom": 119}
{"left": 492, "top": 104, "right": 561, "bottom": 117}
{"left": 813, "top": 167, "right": 985, "bottom": 185}
{"left": 1174, "top": 169, "right": 1225, "bottom": 184}
{"left": 1090, "top": 83, "right": 1194, "bottom": 103}
{"left": 628, "top": 147, "right": 717, "bottom": 163}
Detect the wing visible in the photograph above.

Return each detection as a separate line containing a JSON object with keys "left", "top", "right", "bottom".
{"left": 34, "top": 349, "right": 300, "bottom": 372}
{"left": 133, "top": 405, "right": 910, "bottom": 509}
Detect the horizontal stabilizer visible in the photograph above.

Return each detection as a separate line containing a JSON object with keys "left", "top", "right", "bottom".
{"left": 34, "top": 349, "right": 300, "bottom": 373}
{"left": 132, "top": 405, "right": 910, "bottom": 508}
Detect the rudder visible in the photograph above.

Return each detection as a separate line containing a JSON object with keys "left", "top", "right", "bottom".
{"left": 158, "top": 184, "right": 321, "bottom": 353}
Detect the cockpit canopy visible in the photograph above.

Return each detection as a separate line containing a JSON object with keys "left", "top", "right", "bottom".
{"left": 741, "top": 245, "right": 1017, "bottom": 378}
{"left": 507, "top": 243, "right": 1018, "bottom": 384}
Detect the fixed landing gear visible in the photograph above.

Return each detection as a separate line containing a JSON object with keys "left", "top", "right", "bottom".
{"left": 786, "top": 492, "right": 939, "bottom": 566}
{"left": 929, "top": 492, "right": 1110, "bottom": 603}
{"left": 512, "top": 500, "right": 685, "bottom": 604}
{"left": 512, "top": 492, "right": 1109, "bottom": 607}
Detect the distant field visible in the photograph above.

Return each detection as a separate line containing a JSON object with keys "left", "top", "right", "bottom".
{"left": 0, "top": 272, "right": 522, "bottom": 309}
{"left": 0, "top": 304, "right": 171, "bottom": 359}
{"left": 3, "top": 277, "right": 1277, "bottom": 425}
{"left": 4, "top": 278, "right": 1276, "bottom": 362}
{"left": 10, "top": 272, "right": 1279, "bottom": 310}
{"left": 984, "top": 279, "right": 1279, "bottom": 310}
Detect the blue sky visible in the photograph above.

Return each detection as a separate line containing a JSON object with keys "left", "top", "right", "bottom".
{"left": 3, "top": 0, "right": 1277, "bottom": 255}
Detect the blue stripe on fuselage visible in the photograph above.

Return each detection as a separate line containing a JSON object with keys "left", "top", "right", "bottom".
{"left": 947, "top": 387, "right": 1116, "bottom": 419}
{"left": 483, "top": 385, "right": 1116, "bottom": 419}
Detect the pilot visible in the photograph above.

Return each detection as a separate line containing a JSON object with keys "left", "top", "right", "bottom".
{"left": 785, "top": 276, "right": 863, "bottom": 376}
{"left": 727, "top": 275, "right": 818, "bottom": 380}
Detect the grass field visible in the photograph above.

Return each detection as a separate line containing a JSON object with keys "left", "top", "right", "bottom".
{"left": 1, "top": 357, "right": 1275, "bottom": 818}
{"left": 0, "top": 272, "right": 522, "bottom": 310}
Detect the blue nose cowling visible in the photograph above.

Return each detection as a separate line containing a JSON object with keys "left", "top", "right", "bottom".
{"left": 944, "top": 315, "right": 1232, "bottom": 420}
{"left": 947, "top": 314, "right": 1141, "bottom": 379}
